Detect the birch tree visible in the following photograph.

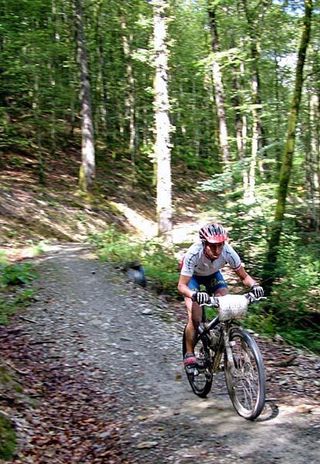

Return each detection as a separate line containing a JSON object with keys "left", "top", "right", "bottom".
{"left": 152, "top": 0, "right": 172, "bottom": 237}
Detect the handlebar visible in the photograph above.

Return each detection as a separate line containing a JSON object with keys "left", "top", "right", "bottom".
{"left": 202, "top": 292, "right": 266, "bottom": 308}
{"left": 201, "top": 293, "right": 266, "bottom": 321}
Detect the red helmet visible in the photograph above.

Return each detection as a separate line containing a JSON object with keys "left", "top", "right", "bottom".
{"left": 199, "top": 223, "right": 228, "bottom": 244}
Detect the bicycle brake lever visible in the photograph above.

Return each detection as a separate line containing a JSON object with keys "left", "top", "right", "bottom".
{"left": 199, "top": 297, "right": 219, "bottom": 307}
{"left": 246, "top": 293, "right": 267, "bottom": 303}
{"left": 209, "top": 296, "right": 220, "bottom": 307}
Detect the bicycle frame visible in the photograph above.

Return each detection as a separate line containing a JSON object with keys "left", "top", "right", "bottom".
{"left": 198, "top": 314, "right": 237, "bottom": 375}
{"left": 183, "top": 293, "right": 267, "bottom": 420}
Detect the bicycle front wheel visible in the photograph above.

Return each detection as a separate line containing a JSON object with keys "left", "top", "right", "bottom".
{"left": 224, "top": 327, "right": 266, "bottom": 420}
{"left": 182, "top": 326, "right": 213, "bottom": 398}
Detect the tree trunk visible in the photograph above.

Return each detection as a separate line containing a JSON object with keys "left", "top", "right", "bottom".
{"left": 231, "top": 49, "right": 249, "bottom": 195}
{"left": 242, "top": 0, "right": 270, "bottom": 204}
{"left": 74, "top": 0, "right": 95, "bottom": 193}
{"left": 263, "top": 0, "right": 313, "bottom": 296}
{"left": 120, "top": 15, "right": 136, "bottom": 170}
{"left": 94, "top": 0, "right": 109, "bottom": 140}
{"left": 207, "top": 4, "right": 230, "bottom": 166}
{"left": 308, "top": 92, "right": 320, "bottom": 230}
{"left": 152, "top": 0, "right": 172, "bottom": 238}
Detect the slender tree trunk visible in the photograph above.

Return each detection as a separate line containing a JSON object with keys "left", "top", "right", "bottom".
{"left": 231, "top": 54, "right": 248, "bottom": 194}
{"left": 308, "top": 92, "right": 320, "bottom": 230}
{"left": 120, "top": 15, "right": 136, "bottom": 169}
{"left": 273, "top": 53, "right": 284, "bottom": 175}
{"left": 152, "top": 0, "right": 172, "bottom": 238}
{"left": 74, "top": 0, "right": 95, "bottom": 193}
{"left": 32, "top": 72, "right": 45, "bottom": 185}
{"left": 263, "top": 0, "right": 313, "bottom": 296}
{"left": 94, "top": 1, "right": 108, "bottom": 140}
{"left": 242, "top": 0, "right": 270, "bottom": 203}
{"left": 207, "top": 4, "right": 230, "bottom": 166}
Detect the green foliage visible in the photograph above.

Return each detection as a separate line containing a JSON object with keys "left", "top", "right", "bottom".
{"left": 272, "top": 229, "right": 320, "bottom": 306}
{"left": 0, "top": 263, "right": 38, "bottom": 287}
{"left": 194, "top": 181, "right": 320, "bottom": 353}
{"left": 0, "top": 0, "right": 318, "bottom": 357}
{"left": 0, "top": 415, "right": 17, "bottom": 460}
{"left": 252, "top": 225, "right": 320, "bottom": 352}
{"left": 142, "top": 242, "right": 180, "bottom": 295}
{"left": 89, "top": 227, "right": 145, "bottom": 265}
{"left": 90, "top": 227, "right": 179, "bottom": 295}
{"left": 0, "top": 262, "right": 37, "bottom": 324}
{"left": 0, "top": 288, "right": 36, "bottom": 325}
{"left": 278, "top": 327, "right": 320, "bottom": 353}
{"left": 245, "top": 306, "right": 277, "bottom": 336}
{"left": 199, "top": 169, "right": 235, "bottom": 193}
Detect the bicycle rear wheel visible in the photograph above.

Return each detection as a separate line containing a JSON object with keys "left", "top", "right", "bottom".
{"left": 182, "top": 326, "right": 213, "bottom": 398}
{"left": 224, "top": 327, "right": 265, "bottom": 420}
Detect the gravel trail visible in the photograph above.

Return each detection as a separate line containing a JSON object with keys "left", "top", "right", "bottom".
{"left": 21, "top": 244, "right": 319, "bottom": 463}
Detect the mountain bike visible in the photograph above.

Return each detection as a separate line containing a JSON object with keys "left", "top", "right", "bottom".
{"left": 182, "top": 293, "right": 266, "bottom": 420}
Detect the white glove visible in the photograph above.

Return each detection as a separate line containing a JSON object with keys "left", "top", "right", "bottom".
{"left": 250, "top": 284, "right": 264, "bottom": 298}
{"left": 192, "top": 291, "right": 210, "bottom": 305}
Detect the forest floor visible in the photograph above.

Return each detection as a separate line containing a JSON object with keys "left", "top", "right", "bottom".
{"left": 0, "top": 244, "right": 319, "bottom": 463}
{"left": 0, "top": 148, "right": 212, "bottom": 253}
{"left": 1, "top": 152, "right": 320, "bottom": 462}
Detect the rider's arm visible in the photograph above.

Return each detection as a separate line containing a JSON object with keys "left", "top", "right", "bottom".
{"left": 177, "top": 274, "right": 194, "bottom": 299}
{"left": 234, "top": 265, "right": 258, "bottom": 288}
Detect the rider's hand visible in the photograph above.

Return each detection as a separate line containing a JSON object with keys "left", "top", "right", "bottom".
{"left": 192, "top": 291, "right": 210, "bottom": 305}
{"left": 250, "top": 284, "right": 264, "bottom": 298}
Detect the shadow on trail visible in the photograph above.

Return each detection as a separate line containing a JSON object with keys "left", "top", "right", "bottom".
{"left": 256, "top": 399, "right": 279, "bottom": 422}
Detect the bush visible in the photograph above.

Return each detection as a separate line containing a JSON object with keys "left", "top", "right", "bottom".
{"left": 89, "top": 228, "right": 179, "bottom": 295}
{"left": 0, "top": 262, "right": 37, "bottom": 287}
{"left": 0, "top": 261, "right": 37, "bottom": 324}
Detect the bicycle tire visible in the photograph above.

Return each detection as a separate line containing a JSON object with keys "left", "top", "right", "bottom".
{"left": 224, "top": 327, "right": 266, "bottom": 420}
{"left": 182, "top": 325, "right": 213, "bottom": 398}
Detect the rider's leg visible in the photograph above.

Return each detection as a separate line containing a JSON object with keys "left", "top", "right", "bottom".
{"left": 184, "top": 276, "right": 202, "bottom": 365}
{"left": 185, "top": 296, "right": 202, "bottom": 354}
{"left": 206, "top": 271, "right": 228, "bottom": 297}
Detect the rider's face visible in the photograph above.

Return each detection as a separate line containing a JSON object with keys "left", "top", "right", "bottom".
{"left": 204, "top": 242, "right": 224, "bottom": 260}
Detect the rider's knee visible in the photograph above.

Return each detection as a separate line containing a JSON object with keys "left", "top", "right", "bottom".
{"left": 215, "top": 287, "right": 228, "bottom": 297}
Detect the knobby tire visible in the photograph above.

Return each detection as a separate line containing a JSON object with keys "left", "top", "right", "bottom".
{"left": 224, "top": 327, "right": 266, "bottom": 420}
{"left": 182, "top": 325, "right": 213, "bottom": 398}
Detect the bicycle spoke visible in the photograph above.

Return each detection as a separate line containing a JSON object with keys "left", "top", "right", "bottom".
{"left": 182, "top": 326, "right": 213, "bottom": 398}
{"left": 224, "top": 328, "right": 266, "bottom": 420}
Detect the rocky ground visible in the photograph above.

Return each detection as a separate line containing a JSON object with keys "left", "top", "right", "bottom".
{"left": 0, "top": 244, "right": 319, "bottom": 463}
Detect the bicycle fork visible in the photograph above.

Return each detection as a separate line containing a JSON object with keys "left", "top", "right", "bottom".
{"left": 222, "top": 325, "right": 238, "bottom": 376}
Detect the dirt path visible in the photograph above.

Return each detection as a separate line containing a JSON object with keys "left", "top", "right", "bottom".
{"left": 3, "top": 244, "right": 320, "bottom": 463}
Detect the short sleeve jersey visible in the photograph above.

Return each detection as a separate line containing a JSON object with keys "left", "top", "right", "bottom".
{"left": 180, "top": 242, "right": 242, "bottom": 277}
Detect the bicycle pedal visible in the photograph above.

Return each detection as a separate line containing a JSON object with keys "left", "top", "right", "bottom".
{"left": 186, "top": 365, "right": 203, "bottom": 376}
{"left": 196, "top": 362, "right": 206, "bottom": 371}
{"left": 185, "top": 369, "right": 196, "bottom": 379}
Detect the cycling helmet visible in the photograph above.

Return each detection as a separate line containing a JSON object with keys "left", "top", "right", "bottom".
{"left": 199, "top": 223, "right": 228, "bottom": 244}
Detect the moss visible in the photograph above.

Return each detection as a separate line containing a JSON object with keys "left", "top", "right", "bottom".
{"left": 0, "top": 366, "right": 23, "bottom": 394}
{"left": 0, "top": 415, "right": 17, "bottom": 460}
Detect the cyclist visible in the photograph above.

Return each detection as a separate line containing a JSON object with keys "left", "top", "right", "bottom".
{"left": 177, "top": 223, "right": 264, "bottom": 369}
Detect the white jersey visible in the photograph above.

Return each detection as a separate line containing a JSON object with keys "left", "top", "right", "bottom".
{"left": 180, "top": 242, "right": 242, "bottom": 277}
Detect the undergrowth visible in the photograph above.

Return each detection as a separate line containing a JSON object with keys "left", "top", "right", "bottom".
{"left": 89, "top": 227, "right": 179, "bottom": 295}
{"left": 0, "top": 261, "right": 37, "bottom": 458}
{"left": 90, "top": 224, "right": 320, "bottom": 354}
{"left": 0, "top": 260, "right": 38, "bottom": 325}
{"left": 0, "top": 414, "right": 16, "bottom": 460}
